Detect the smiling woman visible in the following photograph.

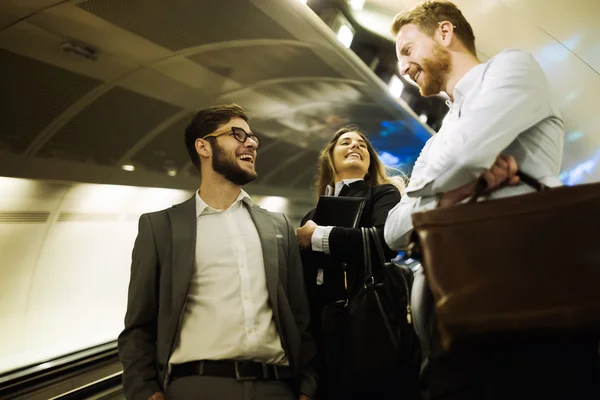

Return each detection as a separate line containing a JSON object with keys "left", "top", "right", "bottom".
{"left": 313, "top": 125, "right": 405, "bottom": 200}
{"left": 295, "top": 125, "right": 418, "bottom": 399}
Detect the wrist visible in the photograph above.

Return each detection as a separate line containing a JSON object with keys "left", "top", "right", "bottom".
{"left": 439, "top": 192, "right": 459, "bottom": 207}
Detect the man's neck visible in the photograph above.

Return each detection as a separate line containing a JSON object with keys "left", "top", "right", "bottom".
{"left": 198, "top": 172, "right": 242, "bottom": 210}
{"left": 445, "top": 51, "right": 480, "bottom": 101}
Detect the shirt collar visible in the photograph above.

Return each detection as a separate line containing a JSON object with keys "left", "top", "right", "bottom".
{"left": 325, "top": 178, "right": 364, "bottom": 197}
{"left": 195, "top": 189, "right": 251, "bottom": 217}
{"left": 452, "top": 63, "right": 485, "bottom": 105}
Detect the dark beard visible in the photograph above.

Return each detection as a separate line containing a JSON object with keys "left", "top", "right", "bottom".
{"left": 211, "top": 141, "right": 257, "bottom": 186}
{"left": 419, "top": 42, "right": 452, "bottom": 97}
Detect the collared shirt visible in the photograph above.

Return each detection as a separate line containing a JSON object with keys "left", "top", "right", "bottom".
{"left": 169, "top": 189, "right": 287, "bottom": 365}
{"left": 312, "top": 178, "right": 364, "bottom": 254}
{"left": 385, "top": 49, "right": 564, "bottom": 250}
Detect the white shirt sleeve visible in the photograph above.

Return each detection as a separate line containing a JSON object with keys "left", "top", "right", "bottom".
{"left": 384, "top": 138, "right": 438, "bottom": 251}
{"left": 408, "top": 50, "right": 553, "bottom": 198}
{"left": 311, "top": 225, "right": 334, "bottom": 254}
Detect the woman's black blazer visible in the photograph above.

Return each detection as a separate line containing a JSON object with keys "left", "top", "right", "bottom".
{"left": 300, "top": 180, "right": 402, "bottom": 324}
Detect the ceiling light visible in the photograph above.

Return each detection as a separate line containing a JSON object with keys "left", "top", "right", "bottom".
{"left": 121, "top": 164, "right": 135, "bottom": 172}
{"left": 167, "top": 169, "right": 177, "bottom": 177}
{"left": 388, "top": 75, "right": 405, "bottom": 98}
{"left": 337, "top": 24, "right": 354, "bottom": 48}
{"left": 257, "top": 196, "right": 288, "bottom": 213}
{"left": 419, "top": 114, "right": 428, "bottom": 123}
{"left": 566, "top": 131, "right": 583, "bottom": 142}
{"left": 60, "top": 41, "right": 97, "bottom": 61}
{"left": 349, "top": 0, "right": 366, "bottom": 10}
{"left": 379, "top": 151, "right": 400, "bottom": 166}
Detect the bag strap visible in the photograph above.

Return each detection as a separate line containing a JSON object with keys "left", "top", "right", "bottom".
{"left": 468, "top": 170, "right": 550, "bottom": 203}
{"left": 517, "top": 171, "right": 550, "bottom": 192}
{"left": 361, "top": 227, "right": 374, "bottom": 286}
{"left": 368, "top": 227, "right": 387, "bottom": 268}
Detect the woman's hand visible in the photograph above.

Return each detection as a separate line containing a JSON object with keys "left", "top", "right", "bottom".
{"left": 296, "top": 220, "right": 317, "bottom": 249}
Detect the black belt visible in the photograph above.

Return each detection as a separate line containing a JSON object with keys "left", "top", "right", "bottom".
{"left": 170, "top": 360, "right": 292, "bottom": 382}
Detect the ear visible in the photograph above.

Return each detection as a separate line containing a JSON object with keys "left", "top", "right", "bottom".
{"left": 437, "top": 21, "right": 455, "bottom": 46}
{"left": 195, "top": 138, "right": 211, "bottom": 159}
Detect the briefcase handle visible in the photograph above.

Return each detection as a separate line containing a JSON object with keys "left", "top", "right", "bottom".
{"left": 468, "top": 171, "right": 551, "bottom": 203}
{"left": 361, "top": 227, "right": 386, "bottom": 287}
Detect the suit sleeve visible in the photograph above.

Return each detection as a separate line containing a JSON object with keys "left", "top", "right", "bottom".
{"left": 328, "top": 184, "right": 401, "bottom": 263}
{"left": 283, "top": 213, "right": 318, "bottom": 398}
{"left": 299, "top": 210, "right": 319, "bottom": 344}
{"left": 118, "top": 214, "right": 162, "bottom": 400}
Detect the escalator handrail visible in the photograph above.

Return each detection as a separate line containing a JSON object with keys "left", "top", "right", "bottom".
{"left": 51, "top": 371, "right": 123, "bottom": 400}
{"left": 0, "top": 341, "right": 118, "bottom": 388}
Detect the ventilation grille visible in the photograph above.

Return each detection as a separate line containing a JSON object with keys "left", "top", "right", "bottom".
{"left": 77, "top": 0, "right": 293, "bottom": 51}
{"left": 189, "top": 45, "right": 342, "bottom": 85}
{"left": 0, "top": 212, "right": 50, "bottom": 223}
{"left": 132, "top": 113, "right": 192, "bottom": 174}
{"left": 57, "top": 212, "right": 119, "bottom": 222}
{"left": 39, "top": 87, "right": 182, "bottom": 165}
{"left": 0, "top": 49, "right": 101, "bottom": 154}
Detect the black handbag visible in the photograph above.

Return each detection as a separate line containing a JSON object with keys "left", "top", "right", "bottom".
{"left": 346, "top": 227, "right": 421, "bottom": 389}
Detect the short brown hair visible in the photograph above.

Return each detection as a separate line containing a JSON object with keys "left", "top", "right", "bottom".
{"left": 314, "top": 125, "right": 405, "bottom": 200}
{"left": 185, "top": 103, "right": 248, "bottom": 172}
{"left": 391, "top": 0, "right": 476, "bottom": 55}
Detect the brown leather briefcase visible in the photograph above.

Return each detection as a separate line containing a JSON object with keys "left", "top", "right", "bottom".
{"left": 408, "top": 172, "right": 600, "bottom": 349}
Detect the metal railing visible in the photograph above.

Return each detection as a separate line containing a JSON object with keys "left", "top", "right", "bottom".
{"left": 0, "top": 341, "right": 122, "bottom": 400}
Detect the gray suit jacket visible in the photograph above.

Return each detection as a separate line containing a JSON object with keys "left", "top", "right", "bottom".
{"left": 118, "top": 196, "right": 317, "bottom": 400}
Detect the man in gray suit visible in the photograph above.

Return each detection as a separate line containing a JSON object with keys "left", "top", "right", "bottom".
{"left": 118, "top": 104, "right": 317, "bottom": 400}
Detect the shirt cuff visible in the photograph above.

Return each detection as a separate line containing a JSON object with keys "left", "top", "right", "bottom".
{"left": 416, "top": 194, "right": 440, "bottom": 211}
{"left": 311, "top": 225, "right": 334, "bottom": 254}
{"left": 406, "top": 180, "right": 434, "bottom": 198}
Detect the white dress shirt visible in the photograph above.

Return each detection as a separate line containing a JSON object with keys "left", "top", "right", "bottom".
{"left": 311, "top": 178, "right": 363, "bottom": 254}
{"left": 385, "top": 49, "right": 564, "bottom": 250}
{"left": 169, "top": 190, "right": 287, "bottom": 365}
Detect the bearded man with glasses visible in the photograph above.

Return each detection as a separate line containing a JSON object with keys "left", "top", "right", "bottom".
{"left": 118, "top": 103, "right": 317, "bottom": 400}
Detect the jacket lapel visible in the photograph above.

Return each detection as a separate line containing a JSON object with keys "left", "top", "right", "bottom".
{"left": 168, "top": 195, "right": 197, "bottom": 320}
{"left": 246, "top": 203, "right": 280, "bottom": 322}
{"left": 345, "top": 180, "right": 370, "bottom": 197}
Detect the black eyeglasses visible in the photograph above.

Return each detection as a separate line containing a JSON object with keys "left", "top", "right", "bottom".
{"left": 203, "top": 127, "right": 260, "bottom": 147}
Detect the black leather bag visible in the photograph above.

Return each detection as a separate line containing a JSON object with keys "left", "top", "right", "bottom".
{"left": 346, "top": 227, "right": 421, "bottom": 389}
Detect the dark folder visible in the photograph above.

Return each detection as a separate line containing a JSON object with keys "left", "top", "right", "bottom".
{"left": 312, "top": 196, "right": 366, "bottom": 228}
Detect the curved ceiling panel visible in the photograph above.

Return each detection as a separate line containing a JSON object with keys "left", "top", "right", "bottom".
{"left": 188, "top": 43, "right": 344, "bottom": 85}
{"left": 0, "top": 0, "right": 432, "bottom": 199}
{"left": 0, "top": 49, "right": 102, "bottom": 154}
{"left": 38, "top": 87, "right": 182, "bottom": 165}
{"left": 77, "top": 0, "right": 294, "bottom": 51}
